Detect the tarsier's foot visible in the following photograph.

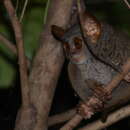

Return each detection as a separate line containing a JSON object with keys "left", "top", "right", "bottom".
{"left": 77, "top": 102, "right": 94, "bottom": 119}
{"left": 77, "top": 98, "right": 104, "bottom": 119}
{"left": 124, "top": 72, "right": 130, "bottom": 82}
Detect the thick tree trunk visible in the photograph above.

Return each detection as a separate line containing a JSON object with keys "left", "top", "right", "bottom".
{"left": 14, "top": 0, "right": 74, "bottom": 130}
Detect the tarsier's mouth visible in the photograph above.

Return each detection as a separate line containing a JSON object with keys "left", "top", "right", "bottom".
{"left": 70, "top": 55, "right": 88, "bottom": 65}
{"left": 70, "top": 52, "right": 86, "bottom": 63}
{"left": 70, "top": 51, "right": 81, "bottom": 59}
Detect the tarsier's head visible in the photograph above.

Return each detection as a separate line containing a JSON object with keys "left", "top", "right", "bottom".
{"left": 51, "top": 0, "right": 102, "bottom": 64}
{"left": 51, "top": 24, "right": 88, "bottom": 64}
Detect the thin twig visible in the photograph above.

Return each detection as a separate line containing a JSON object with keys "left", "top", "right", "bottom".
{"left": 61, "top": 59, "right": 130, "bottom": 130}
{"left": 20, "top": 0, "right": 29, "bottom": 22}
{"left": 0, "top": 33, "right": 31, "bottom": 67}
{"left": 4, "top": 0, "right": 30, "bottom": 107}
{"left": 15, "top": 0, "right": 19, "bottom": 13}
{"left": 79, "top": 105, "right": 130, "bottom": 130}
{"left": 123, "top": 0, "right": 130, "bottom": 9}
{"left": 0, "top": 33, "right": 17, "bottom": 54}
{"left": 60, "top": 114, "right": 83, "bottom": 130}
{"left": 43, "top": 0, "right": 50, "bottom": 25}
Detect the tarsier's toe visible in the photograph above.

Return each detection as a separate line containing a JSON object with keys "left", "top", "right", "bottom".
{"left": 77, "top": 102, "right": 94, "bottom": 119}
{"left": 124, "top": 72, "right": 130, "bottom": 82}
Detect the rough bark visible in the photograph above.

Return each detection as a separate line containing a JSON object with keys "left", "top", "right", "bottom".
{"left": 14, "top": 0, "right": 74, "bottom": 130}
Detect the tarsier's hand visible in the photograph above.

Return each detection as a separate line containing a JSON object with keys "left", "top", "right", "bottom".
{"left": 77, "top": 85, "right": 112, "bottom": 119}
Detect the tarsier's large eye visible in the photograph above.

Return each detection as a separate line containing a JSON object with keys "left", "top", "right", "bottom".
{"left": 74, "top": 37, "right": 82, "bottom": 49}
{"left": 63, "top": 42, "right": 70, "bottom": 51}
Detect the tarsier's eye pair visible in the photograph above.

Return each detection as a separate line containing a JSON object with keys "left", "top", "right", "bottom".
{"left": 64, "top": 37, "right": 82, "bottom": 50}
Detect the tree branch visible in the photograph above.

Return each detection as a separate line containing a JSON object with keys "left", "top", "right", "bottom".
{"left": 3, "top": 0, "right": 29, "bottom": 106}
{"left": 123, "top": 0, "right": 130, "bottom": 9}
{"left": 48, "top": 108, "right": 76, "bottom": 127}
{"left": 0, "top": 33, "right": 17, "bottom": 54}
{"left": 14, "top": 0, "right": 74, "bottom": 130}
{"left": 20, "top": 0, "right": 29, "bottom": 22}
{"left": 0, "top": 33, "right": 31, "bottom": 67}
{"left": 60, "top": 114, "right": 83, "bottom": 130}
{"left": 79, "top": 105, "right": 130, "bottom": 130}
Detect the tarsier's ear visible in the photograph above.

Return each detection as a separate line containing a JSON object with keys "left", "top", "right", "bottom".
{"left": 77, "top": 0, "right": 101, "bottom": 43}
{"left": 51, "top": 25, "right": 65, "bottom": 41}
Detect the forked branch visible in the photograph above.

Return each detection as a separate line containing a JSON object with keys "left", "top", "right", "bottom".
{"left": 3, "top": 0, "right": 29, "bottom": 107}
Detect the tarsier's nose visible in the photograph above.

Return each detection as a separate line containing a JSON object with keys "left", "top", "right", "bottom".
{"left": 70, "top": 49, "right": 77, "bottom": 55}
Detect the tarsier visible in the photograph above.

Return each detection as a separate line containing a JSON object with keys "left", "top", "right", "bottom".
{"left": 51, "top": 24, "right": 130, "bottom": 119}
{"left": 51, "top": 0, "right": 130, "bottom": 120}
{"left": 52, "top": 24, "right": 114, "bottom": 101}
